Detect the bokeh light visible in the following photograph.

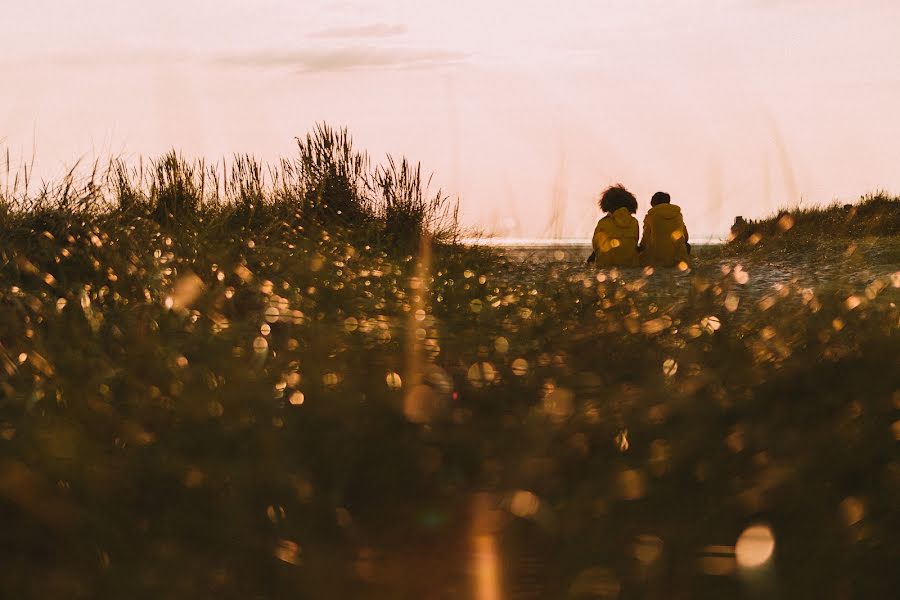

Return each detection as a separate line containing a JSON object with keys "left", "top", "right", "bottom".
{"left": 735, "top": 525, "right": 775, "bottom": 568}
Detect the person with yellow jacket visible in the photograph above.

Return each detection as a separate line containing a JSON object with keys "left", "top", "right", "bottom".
{"left": 587, "top": 185, "right": 640, "bottom": 267}
{"left": 639, "top": 191, "right": 691, "bottom": 267}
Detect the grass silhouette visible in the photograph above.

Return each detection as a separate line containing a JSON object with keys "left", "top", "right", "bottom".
{"left": 728, "top": 192, "right": 900, "bottom": 248}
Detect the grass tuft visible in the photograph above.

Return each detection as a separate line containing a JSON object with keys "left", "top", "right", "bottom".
{"left": 728, "top": 192, "right": 900, "bottom": 249}
{"left": 0, "top": 124, "right": 461, "bottom": 255}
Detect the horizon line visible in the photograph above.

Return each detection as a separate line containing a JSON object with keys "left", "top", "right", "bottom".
{"left": 462, "top": 235, "right": 726, "bottom": 247}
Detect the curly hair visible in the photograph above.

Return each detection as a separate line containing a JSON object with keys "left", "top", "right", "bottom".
{"left": 599, "top": 184, "right": 638, "bottom": 214}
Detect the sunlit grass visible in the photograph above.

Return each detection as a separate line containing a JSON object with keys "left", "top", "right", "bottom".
{"left": 0, "top": 135, "right": 898, "bottom": 597}
{"left": 728, "top": 192, "right": 899, "bottom": 249}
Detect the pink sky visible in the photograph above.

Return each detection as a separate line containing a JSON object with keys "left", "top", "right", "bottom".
{"left": 2, "top": 0, "right": 899, "bottom": 239}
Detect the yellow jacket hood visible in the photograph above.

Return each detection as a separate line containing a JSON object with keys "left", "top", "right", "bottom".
{"left": 648, "top": 203, "right": 682, "bottom": 220}
{"left": 610, "top": 207, "right": 635, "bottom": 226}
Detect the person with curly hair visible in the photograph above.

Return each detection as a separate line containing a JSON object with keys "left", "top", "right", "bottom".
{"left": 586, "top": 184, "right": 640, "bottom": 267}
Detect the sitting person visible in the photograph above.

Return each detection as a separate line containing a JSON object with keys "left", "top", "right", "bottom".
{"left": 639, "top": 191, "right": 690, "bottom": 267}
{"left": 587, "top": 185, "right": 640, "bottom": 267}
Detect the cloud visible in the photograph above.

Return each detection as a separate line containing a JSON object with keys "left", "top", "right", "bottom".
{"left": 220, "top": 46, "right": 465, "bottom": 73}
{"left": 309, "top": 23, "right": 408, "bottom": 39}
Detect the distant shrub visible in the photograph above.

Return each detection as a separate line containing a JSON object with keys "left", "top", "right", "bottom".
{"left": 373, "top": 156, "right": 459, "bottom": 252}
{"left": 296, "top": 124, "right": 370, "bottom": 225}
{"left": 112, "top": 159, "right": 145, "bottom": 214}
{"left": 728, "top": 193, "right": 900, "bottom": 249}
{"left": 150, "top": 151, "right": 203, "bottom": 224}
{"left": 226, "top": 154, "right": 266, "bottom": 224}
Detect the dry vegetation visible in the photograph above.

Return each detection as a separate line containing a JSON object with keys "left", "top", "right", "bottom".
{"left": 0, "top": 131, "right": 898, "bottom": 598}
{"left": 727, "top": 193, "right": 900, "bottom": 249}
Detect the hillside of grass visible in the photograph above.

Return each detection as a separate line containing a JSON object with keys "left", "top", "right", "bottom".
{"left": 0, "top": 132, "right": 897, "bottom": 598}
{"left": 727, "top": 193, "right": 900, "bottom": 251}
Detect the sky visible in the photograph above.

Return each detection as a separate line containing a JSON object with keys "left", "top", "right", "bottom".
{"left": 2, "top": 0, "right": 900, "bottom": 239}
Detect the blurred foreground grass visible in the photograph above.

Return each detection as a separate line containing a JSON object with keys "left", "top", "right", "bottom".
{"left": 1, "top": 135, "right": 898, "bottom": 598}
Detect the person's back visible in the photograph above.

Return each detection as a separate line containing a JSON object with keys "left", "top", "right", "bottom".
{"left": 641, "top": 192, "right": 690, "bottom": 267}
{"left": 591, "top": 185, "right": 640, "bottom": 267}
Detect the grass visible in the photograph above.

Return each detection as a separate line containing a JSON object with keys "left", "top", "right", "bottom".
{"left": 0, "top": 135, "right": 898, "bottom": 598}
{"left": 1, "top": 124, "right": 461, "bottom": 258}
{"left": 727, "top": 192, "right": 900, "bottom": 249}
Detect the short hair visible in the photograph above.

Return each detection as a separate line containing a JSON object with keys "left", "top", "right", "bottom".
{"left": 651, "top": 191, "right": 671, "bottom": 206}
{"left": 599, "top": 184, "right": 638, "bottom": 214}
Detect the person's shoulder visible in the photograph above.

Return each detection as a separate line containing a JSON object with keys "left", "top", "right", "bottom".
{"left": 624, "top": 214, "right": 639, "bottom": 230}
